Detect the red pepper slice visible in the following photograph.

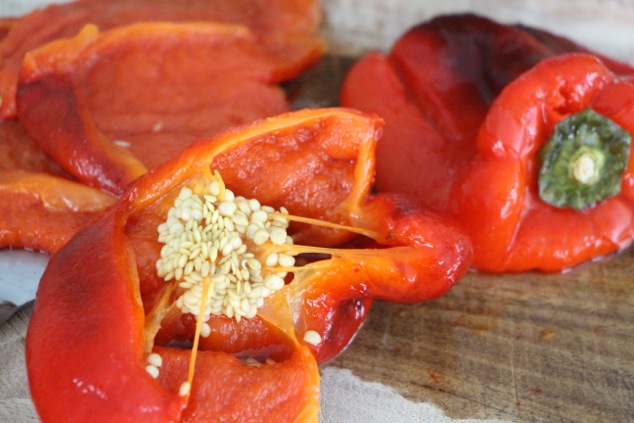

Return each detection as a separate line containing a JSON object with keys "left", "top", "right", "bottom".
{"left": 16, "top": 21, "right": 323, "bottom": 195}
{"left": 0, "top": 120, "right": 114, "bottom": 252}
{"left": 27, "top": 108, "right": 472, "bottom": 421}
{"left": 0, "top": 171, "right": 114, "bottom": 253}
{"left": 0, "top": 0, "right": 323, "bottom": 118}
{"left": 450, "top": 54, "right": 634, "bottom": 272}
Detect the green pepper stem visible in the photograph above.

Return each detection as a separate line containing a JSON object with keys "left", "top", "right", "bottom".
{"left": 538, "top": 108, "right": 631, "bottom": 211}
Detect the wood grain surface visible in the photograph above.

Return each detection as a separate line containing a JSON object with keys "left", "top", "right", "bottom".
{"left": 325, "top": 247, "right": 634, "bottom": 422}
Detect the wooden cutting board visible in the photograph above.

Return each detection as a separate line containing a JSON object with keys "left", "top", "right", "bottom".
{"left": 325, "top": 249, "right": 634, "bottom": 422}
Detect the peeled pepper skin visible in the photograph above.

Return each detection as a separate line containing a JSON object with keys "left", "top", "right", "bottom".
{"left": 26, "top": 108, "right": 472, "bottom": 422}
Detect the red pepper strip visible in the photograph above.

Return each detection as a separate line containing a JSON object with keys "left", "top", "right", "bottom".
{"left": 0, "top": 0, "right": 322, "bottom": 118}
{"left": 450, "top": 54, "right": 634, "bottom": 272}
{"left": 0, "top": 171, "right": 114, "bottom": 253}
{"left": 16, "top": 22, "right": 323, "bottom": 195}
{"left": 0, "top": 120, "right": 114, "bottom": 253}
{"left": 27, "top": 108, "right": 471, "bottom": 422}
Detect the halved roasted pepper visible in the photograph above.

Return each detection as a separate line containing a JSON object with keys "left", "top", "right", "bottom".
{"left": 26, "top": 108, "right": 472, "bottom": 422}
{"left": 450, "top": 54, "right": 634, "bottom": 272}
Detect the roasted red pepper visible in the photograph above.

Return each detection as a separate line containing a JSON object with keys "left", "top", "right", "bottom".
{"left": 341, "top": 14, "right": 634, "bottom": 212}
{"left": 26, "top": 108, "right": 472, "bottom": 422}
{"left": 0, "top": 120, "right": 115, "bottom": 253}
{"left": 0, "top": 171, "right": 114, "bottom": 253}
{"left": 1, "top": 0, "right": 323, "bottom": 118}
{"left": 342, "top": 14, "right": 634, "bottom": 272}
{"left": 450, "top": 54, "right": 634, "bottom": 272}
{"left": 16, "top": 21, "right": 323, "bottom": 195}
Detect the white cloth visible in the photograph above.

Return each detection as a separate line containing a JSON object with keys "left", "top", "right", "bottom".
{"left": 1, "top": 306, "right": 508, "bottom": 423}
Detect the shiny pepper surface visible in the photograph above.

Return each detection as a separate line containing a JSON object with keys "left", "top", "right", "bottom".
{"left": 342, "top": 14, "right": 634, "bottom": 272}
{"left": 450, "top": 54, "right": 634, "bottom": 272}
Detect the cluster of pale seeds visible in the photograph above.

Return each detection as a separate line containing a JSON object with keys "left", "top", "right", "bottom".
{"left": 155, "top": 176, "right": 295, "bottom": 324}
{"left": 150, "top": 172, "right": 328, "bottom": 392}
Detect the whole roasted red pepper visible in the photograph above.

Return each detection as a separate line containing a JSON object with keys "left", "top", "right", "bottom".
{"left": 26, "top": 108, "right": 472, "bottom": 422}
{"left": 341, "top": 14, "right": 634, "bottom": 212}
{"left": 342, "top": 14, "right": 634, "bottom": 272}
{"left": 450, "top": 53, "right": 634, "bottom": 272}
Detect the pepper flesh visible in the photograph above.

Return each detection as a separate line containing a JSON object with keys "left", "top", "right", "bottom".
{"left": 16, "top": 21, "right": 323, "bottom": 195}
{"left": 27, "top": 108, "right": 472, "bottom": 422}
{"left": 0, "top": 120, "right": 115, "bottom": 253}
{"left": 0, "top": 0, "right": 323, "bottom": 118}
{"left": 0, "top": 171, "right": 115, "bottom": 253}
